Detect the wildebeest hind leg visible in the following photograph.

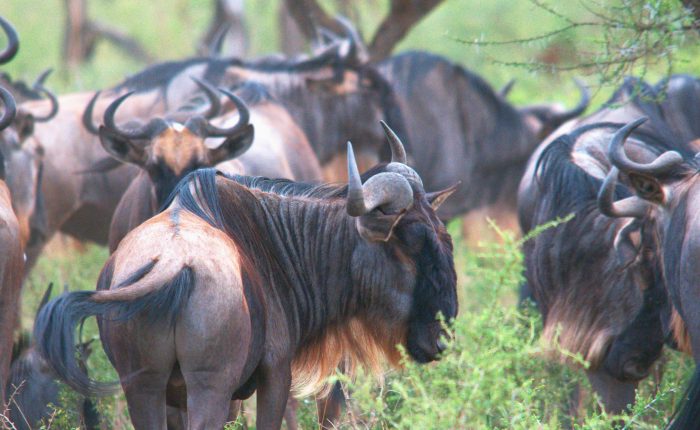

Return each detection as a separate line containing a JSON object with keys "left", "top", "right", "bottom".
{"left": 255, "top": 363, "right": 292, "bottom": 430}
{"left": 182, "top": 370, "right": 239, "bottom": 430}
{"left": 122, "top": 370, "right": 171, "bottom": 430}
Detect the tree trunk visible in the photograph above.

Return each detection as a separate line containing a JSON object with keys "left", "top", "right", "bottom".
{"left": 199, "top": 0, "right": 248, "bottom": 57}
{"left": 62, "top": 0, "right": 152, "bottom": 69}
{"left": 368, "top": 0, "right": 443, "bottom": 61}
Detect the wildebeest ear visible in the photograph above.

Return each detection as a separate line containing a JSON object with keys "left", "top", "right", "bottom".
{"left": 426, "top": 182, "right": 460, "bottom": 211}
{"left": 98, "top": 125, "right": 148, "bottom": 166}
{"left": 14, "top": 110, "right": 34, "bottom": 140}
{"left": 614, "top": 218, "right": 642, "bottom": 268}
{"left": 627, "top": 172, "right": 664, "bottom": 204}
{"left": 208, "top": 124, "right": 254, "bottom": 165}
{"left": 356, "top": 211, "right": 407, "bottom": 242}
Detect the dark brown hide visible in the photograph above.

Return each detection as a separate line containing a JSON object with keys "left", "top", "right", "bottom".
{"left": 34, "top": 131, "right": 458, "bottom": 430}
{"left": 518, "top": 79, "right": 696, "bottom": 414}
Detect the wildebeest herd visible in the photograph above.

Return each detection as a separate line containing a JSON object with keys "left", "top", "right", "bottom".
{"left": 2, "top": 10, "right": 700, "bottom": 430}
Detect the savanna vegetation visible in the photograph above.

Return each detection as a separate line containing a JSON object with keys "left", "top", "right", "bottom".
{"left": 2, "top": 0, "right": 699, "bottom": 428}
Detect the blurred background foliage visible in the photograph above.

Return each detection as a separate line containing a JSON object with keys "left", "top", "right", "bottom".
{"left": 2, "top": 0, "right": 699, "bottom": 428}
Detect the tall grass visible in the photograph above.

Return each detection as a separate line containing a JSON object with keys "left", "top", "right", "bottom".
{"left": 17, "top": 222, "right": 694, "bottom": 429}
{"left": 2, "top": 0, "right": 697, "bottom": 428}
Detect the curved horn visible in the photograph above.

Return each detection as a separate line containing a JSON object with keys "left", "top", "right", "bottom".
{"left": 203, "top": 88, "right": 250, "bottom": 137}
{"left": 334, "top": 15, "right": 368, "bottom": 62}
{"left": 609, "top": 117, "right": 684, "bottom": 175}
{"left": 346, "top": 142, "right": 414, "bottom": 217}
{"left": 380, "top": 120, "right": 407, "bottom": 164}
{"left": 191, "top": 77, "right": 221, "bottom": 119}
{"left": 0, "top": 86, "right": 17, "bottom": 131}
{"left": 0, "top": 16, "right": 19, "bottom": 65}
{"left": 549, "top": 78, "right": 590, "bottom": 125}
{"left": 37, "top": 282, "right": 54, "bottom": 313}
{"left": 499, "top": 79, "right": 516, "bottom": 98}
{"left": 347, "top": 142, "right": 366, "bottom": 216}
{"left": 82, "top": 91, "right": 101, "bottom": 135}
{"left": 32, "top": 69, "right": 58, "bottom": 122}
{"left": 104, "top": 92, "right": 160, "bottom": 140}
{"left": 597, "top": 166, "right": 651, "bottom": 218}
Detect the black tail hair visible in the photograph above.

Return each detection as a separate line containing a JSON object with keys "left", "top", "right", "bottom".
{"left": 33, "top": 265, "right": 194, "bottom": 396}
{"left": 668, "top": 365, "right": 700, "bottom": 429}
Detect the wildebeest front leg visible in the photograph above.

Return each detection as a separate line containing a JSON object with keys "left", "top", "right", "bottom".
{"left": 255, "top": 363, "right": 292, "bottom": 430}
{"left": 585, "top": 368, "right": 637, "bottom": 414}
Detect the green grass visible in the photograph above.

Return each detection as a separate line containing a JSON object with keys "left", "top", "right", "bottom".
{"left": 20, "top": 224, "right": 694, "bottom": 429}
{"left": 3, "top": 0, "right": 698, "bottom": 428}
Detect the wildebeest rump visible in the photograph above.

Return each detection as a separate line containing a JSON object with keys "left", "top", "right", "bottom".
{"left": 0, "top": 86, "right": 25, "bottom": 409}
{"left": 33, "top": 124, "right": 458, "bottom": 429}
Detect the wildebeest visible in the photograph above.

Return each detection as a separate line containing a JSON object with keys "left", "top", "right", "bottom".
{"left": 0, "top": 87, "right": 25, "bottom": 410}
{"left": 374, "top": 51, "right": 589, "bottom": 244}
{"left": 83, "top": 81, "right": 252, "bottom": 252}
{"left": 517, "top": 79, "right": 697, "bottom": 414}
{"left": 1, "top": 70, "right": 57, "bottom": 248}
{"left": 5, "top": 284, "right": 100, "bottom": 430}
{"left": 82, "top": 80, "right": 321, "bottom": 252}
{"left": 592, "top": 106, "right": 700, "bottom": 429}
{"left": 34, "top": 124, "right": 458, "bottom": 429}
{"left": 22, "top": 28, "right": 401, "bottom": 272}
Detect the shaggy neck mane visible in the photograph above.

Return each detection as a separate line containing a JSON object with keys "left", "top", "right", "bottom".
{"left": 167, "top": 167, "right": 405, "bottom": 394}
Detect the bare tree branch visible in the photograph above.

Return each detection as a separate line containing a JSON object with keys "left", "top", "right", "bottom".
{"left": 368, "top": 0, "right": 443, "bottom": 61}
{"left": 62, "top": 0, "right": 152, "bottom": 70}
{"left": 281, "top": 0, "right": 444, "bottom": 61}
{"left": 199, "top": 0, "right": 248, "bottom": 57}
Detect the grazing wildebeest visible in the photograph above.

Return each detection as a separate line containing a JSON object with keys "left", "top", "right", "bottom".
{"left": 520, "top": 118, "right": 684, "bottom": 413}
{"left": 34, "top": 124, "right": 458, "bottom": 429}
{"left": 375, "top": 51, "right": 589, "bottom": 242}
{"left": 0, "top": 87, "right": 25, "bottom": 409}
{"left": 517, "top": 78, "right": 698, "bottom": 414}
{"left": 6, "top": 284, "right": 100, "bottom": 430}
{"left": 593, "top": 115, "right": 700, "bottom": 428}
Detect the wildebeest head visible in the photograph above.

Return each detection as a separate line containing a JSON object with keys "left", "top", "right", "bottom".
{"left": 0, "top": 72, "right": 55, "bottom": 246}
{"left": 602, "top": 118, "right": 700, "bottom": 353}
{"left": 597, "top": 118, "right": 689, "bottom": 379}
{"left": 84, "top": 79, "right": 254, "bottom": 204}
{"left": 346, "top": 122, "right": 459, "bottom": 363}
{"left": 519, "top": 79, "right": 591, "bottom": 141}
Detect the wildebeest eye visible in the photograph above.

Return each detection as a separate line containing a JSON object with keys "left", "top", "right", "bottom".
{"left": 629, "top": 173, "right": 663, "bottom": 202}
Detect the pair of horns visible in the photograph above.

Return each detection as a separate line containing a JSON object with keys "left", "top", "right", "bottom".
{"left": 346, "top": 121, "right": 413, "bottom": 217}
{"left": 597, "top": 117, "right": 684, "bottom": 218}
{"left": 83, "top": 79, "right": 249, "bottom": 140}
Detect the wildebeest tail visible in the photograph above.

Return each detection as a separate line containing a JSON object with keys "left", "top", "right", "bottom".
{"left": 668, "top": 365, "right": 700, "bottom": 430}
{"left": 33, "top": 262, "right": 195, "bottom": 396}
